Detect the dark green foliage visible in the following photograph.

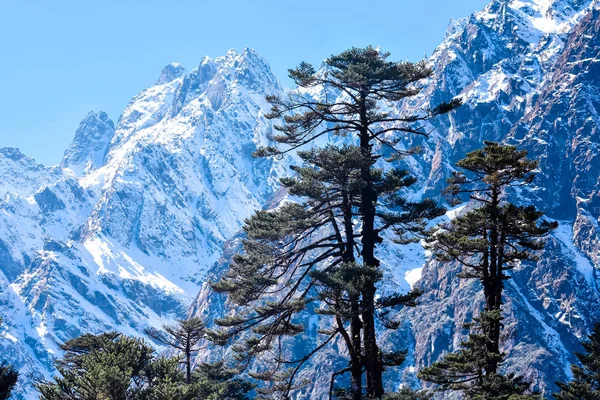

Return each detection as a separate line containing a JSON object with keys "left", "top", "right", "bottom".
{"left": 145, "top": 317, "right": 206, "bottom": 384}
{"left": 37, "top": 332, "right": 254, "bottom": 400}
{"left": 212, "top": 144, "right": 443, "bottom": 398}
{"left": 189, "top": 361, "right": 254, "bottom": 400}
{"left": 36, "top": 332, "right": 186, "bottom": 400}
{"left": 420, "top": 142, "right": 556, "bottom": 398}
{"left": 419, "top": 312, "right": 540, "bottom": 399}
{"left": 555, "top": 322, "right": 600, "bottom": 399}
{"left": 261, "top": 46, "right": 460, "bottom": 159}
{"left": 0, "top": 318, "right": 18, "bottom": 400}
{"left": 0, "top": 362, "right": 18, "bottom": 400}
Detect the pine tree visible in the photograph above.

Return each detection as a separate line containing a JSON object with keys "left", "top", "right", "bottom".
{"left": 252, "top": 46, "right": 460, "bottom": 398}
{"left": 212, "top": 144, "right": 444, "bottom": 399}
{"left": 36, "top": 332, "right": 186, "bottom": 400}
{"left": 555, "top": 322, "right": 600, "bottom": 399}
{"left": 419, "top": 142, "right": 556, "bottom": 398}
{"left": 0, "top": 318, "right": 18, "bottom": 400}
{"left": 145, "top": 317, "right": 206, "bottom": 383}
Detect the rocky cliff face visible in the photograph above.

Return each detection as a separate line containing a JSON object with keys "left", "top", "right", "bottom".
{"left": 1, "top": 1, "right": 599, "bottom": 398}
{"left": 405, "top": 1, "right": 600, "bottom": 397}
{"left": 0, "top": 49, "right": 288, "bottom": 399}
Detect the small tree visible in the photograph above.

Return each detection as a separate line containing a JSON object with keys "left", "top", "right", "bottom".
{"left": 419, "top": 142, "right": 556, "bottom": 398}
{"left": 37, "top": 331, "right": 255, "bottom": 400}
{"left": 555, "top": 322, "right": 600, "bottom": 399}
{"left": 145, "top": 317, "right": 206, "bottom": 384}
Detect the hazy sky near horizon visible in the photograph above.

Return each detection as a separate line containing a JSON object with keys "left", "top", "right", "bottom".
{"left": 0, "top": 0, "right": 489, "bottom": 166}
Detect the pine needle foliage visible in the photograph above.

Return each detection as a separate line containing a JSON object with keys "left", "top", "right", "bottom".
{"left": 189, "top": 361, "right": 255, "bottom": 400}
{"left": 36, "top": 332, "right": 186, "bottom": 400}
{"left": 36, "top": 331, "right": 254, "bottom": 400}
{"left": 555, "top": 322, "right": 600, "bottom": 400}
{"left": 419, "top": 142, "right": 556, "bottom": 398}
{"left": 145, "top": 317, "right": 206, "bottom": 384}
{"left": 212, "top": 142, "right": 445, "bottom": 399}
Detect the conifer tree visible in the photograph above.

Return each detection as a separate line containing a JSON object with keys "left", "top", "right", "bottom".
{"left": 419, "top": 142, "right": 557, "bottom": 398}
{"left": 251, "top": 46, "right": 460, "bottom": 398}
{"left": 37, "top": 331, "right": 254, "bottom": 400}
{"left": 0, "top": 318, "right": 18, "bottom": 400}
{"left": 212, "top": 144, "right": 444, "bottom": 399}
{"left": 145, "top": 317, "right": 206, "bottom": 384}
{"left": 555, "top": 322, "right": 600, "bottom": 399}
{"left": 37, "top": 332, "right": 186, "bottom": 400}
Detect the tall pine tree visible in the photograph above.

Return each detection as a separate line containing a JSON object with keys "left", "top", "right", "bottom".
{"left": 419, "top": 142, "right": 557, "bottom": 398}
{"left": 254, "top": 46, "right": 460, "bottom": 398}
{"left": 212, "top": 144, "right": 443, "bottom": 399}
{"left": 555, "top": 322, "right": 600, "bottom": 399}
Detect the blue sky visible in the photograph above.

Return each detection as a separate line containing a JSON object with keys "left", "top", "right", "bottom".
{"left": 0, "top": 0, "right": 489, "bottom": 166}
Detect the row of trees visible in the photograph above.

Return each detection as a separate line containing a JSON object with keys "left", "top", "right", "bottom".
{"left": 8, "top": 311, "right": 598, "bottom": 400}
{"left": 0, "top": 46, "right": 598, "bottom": 400}
{"left": 207, "top": 47, "right": 595, "bottom": 400}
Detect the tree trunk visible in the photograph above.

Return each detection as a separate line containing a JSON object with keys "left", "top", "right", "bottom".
{"left": 350, "top": 298, "right": 363, "bottom": 400}
{"left": 343, "top": 191, "right": 363, "bottom": 400}
{"left": 484, "top": 189, "right": 501, "bottom": 375}
{"left": 186, "top": 340, "right": 192, "bottom": 384}
{"left": 358, "top": 97, "right": 384, "bottom": 398}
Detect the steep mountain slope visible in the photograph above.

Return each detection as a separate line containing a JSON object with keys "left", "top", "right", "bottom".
{"left": 0, "top": 49, "right": 288, "bottom": 399}
{"left": 0, "top": 0, "right": 599, "bottom": 398}
{"left": 189, "top": 0, "right": 600, "bottom": 398}
{"left": 405, "top": 1, "right": 600, "bottom": 396}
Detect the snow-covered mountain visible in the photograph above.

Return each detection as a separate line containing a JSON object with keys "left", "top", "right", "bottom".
{"left": 0, "top": 48, "right": 288, "bottom": 399}
{"left": 1, "top": 0, "right": 599, "bottom": 398}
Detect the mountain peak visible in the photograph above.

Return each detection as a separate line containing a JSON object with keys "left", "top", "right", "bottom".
{"left": 445, "top": 17, "right": 467, "bottom": 39}
{"left": 0, "top": 147, "right": 28, "bottom": 162}
{"left": 61, "top": 111, "right": 115, "bottom": 174}
{"left": 156, "top": 63, "right": 187, "bottom": 85}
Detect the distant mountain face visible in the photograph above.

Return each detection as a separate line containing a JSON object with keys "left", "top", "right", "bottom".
{"left": 0, "top": 48, "right": 288, "bottom": 399}
{"left": 1, "top": 1, "right": 599, "bottom": 398}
